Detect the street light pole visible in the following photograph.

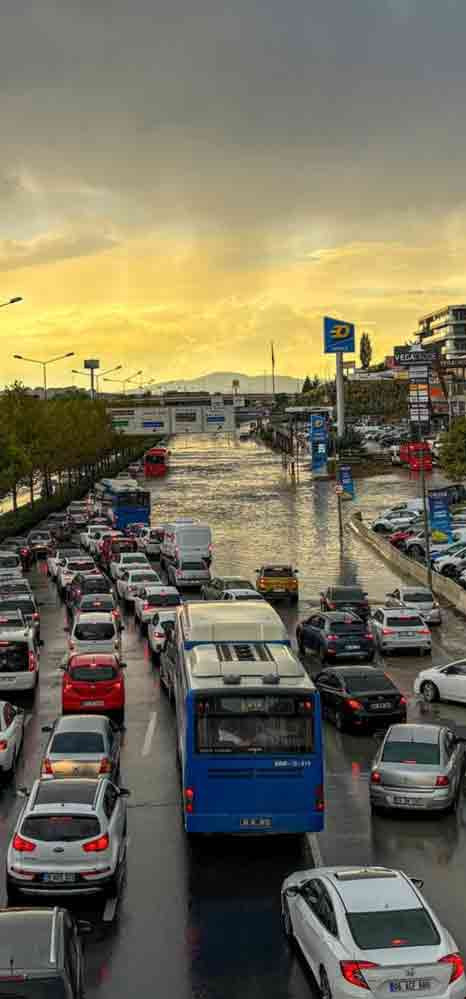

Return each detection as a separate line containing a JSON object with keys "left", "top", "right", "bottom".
{"left": 0, "top": 296, "right": 22, "bottom": 309}
{"left": 95, "top": 364, "right": 123, "bottom": 396}
{"left": 13, "top": 351, "right": 74, "bottom": 400}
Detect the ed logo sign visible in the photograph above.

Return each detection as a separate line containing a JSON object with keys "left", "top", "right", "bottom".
{"left": 323, "top": 316, "right": 355, "bottom": 353}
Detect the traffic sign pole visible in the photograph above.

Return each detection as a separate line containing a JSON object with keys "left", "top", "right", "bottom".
{"left": 336, "top": 353, "right": 345, "bottom": 438}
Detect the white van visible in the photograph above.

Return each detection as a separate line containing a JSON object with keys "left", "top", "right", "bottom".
{"left": 161, "top": 521, "right": 212, "bottom": 568}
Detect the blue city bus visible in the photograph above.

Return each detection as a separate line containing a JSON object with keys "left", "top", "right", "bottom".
{"left": 160, "top": 602, "right": 324, "bottom": 835}
{"left": 97, "top": 478, "right": 151, "bottom": 531}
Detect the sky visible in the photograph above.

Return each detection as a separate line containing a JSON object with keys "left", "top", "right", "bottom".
{"left": 1, "top": 0, "right": 466, "bottom": 387}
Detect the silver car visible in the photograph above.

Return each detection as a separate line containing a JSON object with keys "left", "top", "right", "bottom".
{"left": 167, "top": 557, "right": 211, "bottom": 589}
{"left": 371, "top": 607, "right": 432, "bottom": 655}
{"left": 370, "top": 723, "right": 466, "bottom": 813}
{"left": 385, "top": 585, "right": 442, "bottom": 625}
{"left": 6, "top": 777, "right": 129, "bottom": 902}
{"left": 40, "top": 714, "right": 121, "bottom": 779}
{"left": 68, "top": 612, "right": 121, "bottom": 656}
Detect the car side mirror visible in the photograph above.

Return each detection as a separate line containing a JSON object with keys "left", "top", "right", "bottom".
{"left": 120, "top": 662, "right": 127, "bottom": 668}
{"left": 409, "top": 877, "right": 424, "bottom": 890}
{"left": 77, "top": 920, "right": 93, "bottom": 935}
{"left": 17, "top": 786, "right": 29, "bottom": 797}
{"left": 284, "top": 886, "right": 301, "bottom": 898}
{"left": 118, "top": 787, "right": 131, "bottom": 796}
{"left": 41, "top": 725, "right": 53, "bottom": 732}
{"left": 57, "top": 665, "right": 66, "bottom": 672}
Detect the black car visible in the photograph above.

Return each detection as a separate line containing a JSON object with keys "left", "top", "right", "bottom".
{"left": 67, "top": 572, "right": 112, "bottom": 610}
{"left": 315, "top": 667, "right": 407, "bottom": 732}
{"left": 0, "top": 907, "right": 90, "bottom": 998}
{"left": 296, "top": 611, "right": 374, "bottom": 663}
{"left": 320, "top": 585, "right": 370, "bottom": 621}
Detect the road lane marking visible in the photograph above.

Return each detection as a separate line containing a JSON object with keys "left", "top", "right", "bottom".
{"left": 306, "top": 832, "right": 324, "bottom": 867}
{"left": 141, "top": 712, "right": 158, "bottom": 756}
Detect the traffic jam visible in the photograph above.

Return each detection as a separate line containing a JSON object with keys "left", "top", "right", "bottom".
{"left": 1, "top": 455, "right": 466, "bottom": 999}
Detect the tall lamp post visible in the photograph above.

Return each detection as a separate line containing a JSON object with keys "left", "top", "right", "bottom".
{"left": 13, "top": 351, "right": 74, "bottom": 400}
{"left": 104, "top": 370, "right": 142, "bottom": 395}
{"left": 1, "top": 296, "right": 22, "bottom": 309}
{"left": 95, "top": 364, "right": 123, "bottom": 396}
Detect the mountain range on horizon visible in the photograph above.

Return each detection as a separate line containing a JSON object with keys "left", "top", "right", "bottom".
{"left": 152, "top": 371, "right": 302, "bottom": 394}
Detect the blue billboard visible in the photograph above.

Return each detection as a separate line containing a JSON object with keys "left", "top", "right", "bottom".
{"left": 339, "top": 464, "right": 355, "bottom": 500}
{"left": 428, "top": 488, "right": 452, "bottom": 543}
{"left": 324, "top": 316, "right": 355, "bottom": 354}
{"left": 309, "top": 413, "right": 328, "bottom": 473}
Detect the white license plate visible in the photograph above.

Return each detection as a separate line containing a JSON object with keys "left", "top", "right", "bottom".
{"left": 0, "top": 676, "right": 15, "bottom": 683}
{"left": 371, "top": 702, "right": 392, "bottom": 710}
{"left": 83, "top": 700, "right": 105, "bottom": 707}
{"left": 390, "top": 980, "right": 431, "bottom": 992}
{"left": 42, "top": 872, "right": 76, "bottom": 883}
{"left": 347, "top": 645, "right": 361, "bottom": 650}
{"left": 240, "top": 817, "right": 272, "bottom": 828}
{"left": 393, "top": 795, "right": 421, "bottom": 806}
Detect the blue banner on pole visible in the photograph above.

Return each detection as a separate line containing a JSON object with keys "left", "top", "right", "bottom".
{"left": 310, "top": 413, "right": 328, "bottom": 473}
{"left": 339, "top": 464, "right": 355, "bottom": 500}
{"left": 323, "top": 316, "right": 355, "bottom": 354}
{"left": 428, "top": 488, "right": 452, "bottom": 543}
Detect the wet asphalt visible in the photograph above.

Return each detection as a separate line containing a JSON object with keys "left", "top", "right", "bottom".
{"left": 1, "top": 433, "right": 466, "bottom": 999}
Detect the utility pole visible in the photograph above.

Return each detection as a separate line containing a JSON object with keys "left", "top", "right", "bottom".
{"left": 336, "top": 353, "right": 345, "bottom": 438}
{"left": 271, "top": 342, "right": 276, "bottom": 396}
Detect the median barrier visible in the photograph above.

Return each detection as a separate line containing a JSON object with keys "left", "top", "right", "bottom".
{"left": 349, "top": 512, "right": 466, "bottom": 616}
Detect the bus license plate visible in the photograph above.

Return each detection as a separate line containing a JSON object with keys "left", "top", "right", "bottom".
{"left": 240, "top": 817, "right": 272, "bottom": 828}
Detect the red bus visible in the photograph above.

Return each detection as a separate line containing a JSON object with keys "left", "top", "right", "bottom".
{"left": 399, "top": 442, "right": 432, "bottom": 471}
{"left": 144, "top": 446, "right": 170, "bottom": 478}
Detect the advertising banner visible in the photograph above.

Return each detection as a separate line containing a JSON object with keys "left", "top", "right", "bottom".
{"left": 338, "top": 464, "right": 355, "bottom": 500}
{"left": 310, "top": 413, "right": 328, "bottom": 473}
{"left": 428, "top": 488, "right": 453, "bottom": 543}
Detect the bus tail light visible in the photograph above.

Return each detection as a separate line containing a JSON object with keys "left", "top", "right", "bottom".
{"left": 184, "top": 787, "right": 195, "bottom": 813}
{"left": 315, "top": 784, "right": 324, "bottom": 812}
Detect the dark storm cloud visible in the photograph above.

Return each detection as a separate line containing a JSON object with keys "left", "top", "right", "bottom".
{"left": 2, "top": 0, "right": 466, "bottom": 242}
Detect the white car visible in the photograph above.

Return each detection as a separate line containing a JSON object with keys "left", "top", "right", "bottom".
{"left": 371, "top": 607, "right": 432, "bottom": 655}
{"left": 109, "top": 552, "right": 150, "bottom": 581}
{"left": 134, "top": 585, "right": 182, "bottom": 628}
{"left": 219, "top": 589, "right": 265, "bottom": 601}
{"left": 80, "top": 524, "right": 110, "bottom": 551}
{"left": 116, "top": 568, "right": 161, "bottom": 604}
{"left": 0, "top": 633, "right": 40, "bottom": 694}
{"left": 372, "top": 512, "right": 419, "bottom": 533}
{"left": 0, "top": 553, "right": 23, "bottom": 577}
{"left": 148, "top": 609, "right": 178, "bottom": 662}
{"left": 414, "top": 659, "right": 466, "bottom": 704}
{"left": 433, "top": 546, "right": 466, "bottom": 578}
{"left": 136, "top": 527, "right": 164, "bottom": 559}
{"left": 281, "top": 866, "right": 465, "bottom": 999}
{"left": 47, "top": 547, "right": 81, "bottom": 580}
{"left": 0, "top": 700, "right": 24, "bottom": 780}
{"left": 68, "top": 612, "right": 122, "bottom": 656}
{"left": 56, "top": 557, "right": 98, "bottom": 596}
{"left": 385, "top": 586, "right": 441, "bottom": 625}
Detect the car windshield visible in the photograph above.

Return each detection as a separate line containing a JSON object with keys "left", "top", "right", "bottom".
{"left": 70, "top": 666, "right": 117, "bottom": 682}
{"left": 50, "top": 732, "right": 105, "bottom": 753}
{"left": 147, "top": 594, "right": 181, "bottom": 607}
{"left": 74, "top": 623, "right": 115, "bottom": 640}
{"left": 329, "top": 620, "right": 365, "bottom": 634}
{"left": 262, "top": 566, "right": 292, "bottom": 576}
{"left": 386, "top": 616, "right": 424, "bottom": 627}
{"left": 382, "top": 741, "right": 440, "bottom": 764}
{"left": 67, "top": 562, "right": 94, "bottom": 572}
{"left": 130, "top": 572, "right": 158, "bottom": 581}
{"left": 82, "top": 579, "right": 110, "bottom": 593}
{"left": 21, "top": 814, "right": 100, "bottom": 842}
{"left": 0, "top": 600, "right": 34, "bottom": 615}
{"left": 403, "top": 593, "right": 433, "bottom": 603}
{"left": 344, "top": 674, "right": 395, "bottom": 693}
{"left": 347, "top": 908, "right": 440, "bottom": 950}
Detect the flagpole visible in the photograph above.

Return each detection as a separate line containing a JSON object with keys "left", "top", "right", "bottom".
{"left": 271, "top": 341, "right": 276, "bottom": 396}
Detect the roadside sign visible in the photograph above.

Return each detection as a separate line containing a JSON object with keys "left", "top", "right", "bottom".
{"left": 338, "top": 464, "right": 355, "bottom": 500}
{"left": 335, "top": 484, "right": 344, "bottom": 495}
{"left": 324, "top": 316, "right": 355, "bottom": 354}
{"left": 394, "top": 346, "right": 431, "bottom": 366}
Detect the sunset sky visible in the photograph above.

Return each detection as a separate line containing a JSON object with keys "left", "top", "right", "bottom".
{"left": 1, "top": 0, "right": 466, "bottom": 387}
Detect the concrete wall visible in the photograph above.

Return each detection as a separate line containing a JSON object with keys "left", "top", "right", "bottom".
{"left": 349, "top": 512, "right": 466, "bottom": 616}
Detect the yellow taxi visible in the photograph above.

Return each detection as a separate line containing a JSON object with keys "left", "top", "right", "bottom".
{"left": 255, "top": 564, "right": 299, "bottom": 604}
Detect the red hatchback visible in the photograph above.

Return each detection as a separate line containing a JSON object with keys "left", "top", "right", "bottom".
{"left": 62, "top": 653, "right": 126, "bottom": 724}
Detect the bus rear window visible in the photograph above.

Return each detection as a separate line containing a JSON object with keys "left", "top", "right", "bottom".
{"left": 196, "top": 696, "right": 314, "bottom": 754}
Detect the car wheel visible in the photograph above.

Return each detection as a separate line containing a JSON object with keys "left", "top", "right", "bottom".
{"left": 421, "top": 680, "right": 439, "bottom": 703}
{"left": 281, "top": 897, "right": 294, "bottom": 940}
{"left": 151, "top": 649, "right": 161, "bottom": 667}
{"left": 290, "top": 593, "right": 298, "bottom": 605}
{"left": 298, "top": 637, "right": 306, "bottom": 657}
{"left": 335, "top": 709, "right": 345, "bottom": 732}
{"left": 320, "top": 967, "right": 332, "bottom": 999}
{"left": 113, "top": 709, "right": 125, "bottom": 727}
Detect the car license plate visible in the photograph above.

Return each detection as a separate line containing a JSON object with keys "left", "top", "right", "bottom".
{"left": 240, "top": 817, "right": 272, "bottom": 828}
{"left": 0, "top": 676, "right": 15, "bottom": 683}
{"left": 389, "top": 981, "right": 431, "bottom": 992}
{"left": 83, "top": 700, "right": 105, "bottom": 707}
{"left": 371, "top": 702, "right": 392, "bottom": 710}
{"left": 42, "top": 873, "right": 76, "bottom": 883}
{"left": 393, "top": 795, "right": 421, "bottom": 806}
{"left": 347, "top": 645, "right": 361, "bottom": 650}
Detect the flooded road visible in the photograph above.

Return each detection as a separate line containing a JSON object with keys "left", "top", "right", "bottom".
{"left": 3, "top": 433, "right": 466, "bottom": 999}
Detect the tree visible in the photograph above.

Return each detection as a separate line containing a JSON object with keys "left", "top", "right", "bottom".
{"left": 439, "top": 420, "right": 466, "bottom": 480}
{"left": 359, "top": 332, "right": 373, "bottom": 370}
{"left": 302, "top": 376, "right": 312, "bottom": 394}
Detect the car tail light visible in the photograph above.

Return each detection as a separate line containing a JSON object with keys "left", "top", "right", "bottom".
{"left": 340, "top": 962, "right": 379, "bottom": 989}
{"left": 99, "top": 757, "right": 112, "bottom": 774}
{"left": 439, "top": 953, "right": 465, "bottom": 984}
{"left": 346, "top": 698, "right": 363, "bottom": 710}
{"left": 420, "top": 628, "right": 431, "bottom": 635}
{"left": 13, "top": 833, "right": 36, "bottom": 853}
{"left": 184, "top": 787, "right": 195, "bottom": 813}
{"left": 153, "top": 631, "right": 165, "bottom": 639}
{"left": 32, "top": 612, "right": 39, "bottom": 621}
{"left": 42, "top": 757, "right": 53, "bottom": 775}
{"left": 399, "top": 695, "right": 408, "bottom": 706}
{"left": 382, "top": 627, "right": 394, "bottom": 635}
{"left": 365, "top": 632, "right": 373, "bottom": 640}
{"left": 315, "top": 783, "right": 324, "bottom": 812}
{"left": 327, "top": 601, "right": 336, "bottom": 609}
{"left": 20, "top": 548, "right": 28, "bottom": 556}
{"left": 371, "top": 771, "right": 381, "bottom": 784}
{"left": 69, "top": 641, "right": 75, "bottom": 651}
{"left": 143, "top": 602, "right": 150, "bottom": 610}
{"left": 83, "top": 833, "right": 109, "bottom": 853}
{"left": 28, "top": 652, "right": 37, "bottom": 672}
{"left": 0, "top": 739, "right": 8, "bottom": 751}
{"left": 327, "top": 633, "right": 338, "bottom": 642}
{"left": 435, "top": 775, "right": 450, "bottom": 787}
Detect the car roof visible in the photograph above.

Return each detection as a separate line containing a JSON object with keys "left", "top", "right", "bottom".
{"left": 143, "top": 584, "right": 178, "bottom": 594}
{"left": 69, "top": 653, "right": 118, "bottom": 666}
{"left": 0, "top": 908, "right": 58, "bottom": 970}
{"left": 386, "top": 723, "right": 441, "bottom": 744}
{"left": 53, "top": 714, "right": 110, "bottom": 732}
{"left": 322, "top": 611, "right": 361, "bottom": 622}
{"left": 32, "top": 779, "right": 99, "bottom": 808}
{"left": 73, "top": 611, "right": 114, "bottom": 623}
{"left": 334, "top": 666, "right": 387, "bottom": 678}
{"left": 324, "top": 867, "right": 419, "bottom": 914}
